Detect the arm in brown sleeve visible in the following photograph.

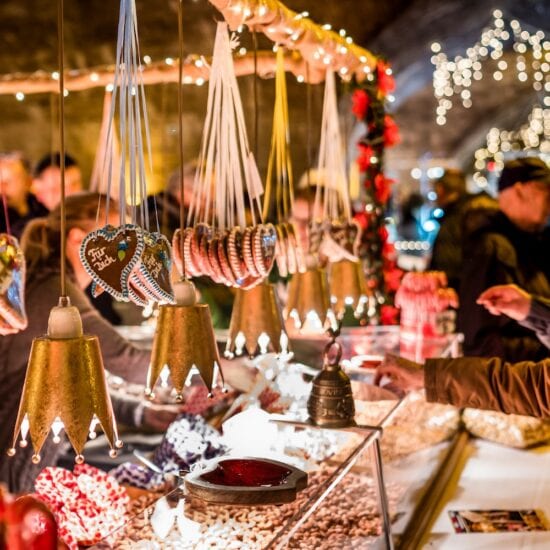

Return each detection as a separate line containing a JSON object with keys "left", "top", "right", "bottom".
{"left": 425, "top": 356, "right": 550, "bottom": 418}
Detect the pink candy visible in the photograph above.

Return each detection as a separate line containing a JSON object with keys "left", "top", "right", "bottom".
{"left": 34, "top": 464, "right": 129, "bottom": 549}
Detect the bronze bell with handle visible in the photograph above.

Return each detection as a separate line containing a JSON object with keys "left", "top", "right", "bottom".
{"left": 307, "top": 329, "right": 355, "bottom": 428}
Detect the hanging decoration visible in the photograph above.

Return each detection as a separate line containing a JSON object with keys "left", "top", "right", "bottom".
{"left": 208, "top": 0, "right": 377, "bottom": 80}
{"left": 226, "top": 280, "right": 289, "bottom": 358}
{"left": 263, "top": 46, "right": 305, "bottom": 277}
{"left": 176, "top": 24, "right": 285, "bottom": 358}
{"left": 10, "top": 0, "right": 121, "bottom": 464}
{"left": 147, "top": 0, "right": 225, "bottom": 401}
{"left": 174, "top": 23, "right": 276, "bottom": 292}
{"left": 284, "top": 63, "right": 335, "bottom": 334}
{"left": 0, "top": 232, "right": 27, "bottom": 335}
{"left": 472, "top": 104, "right": 549, "bottom": 190}
{"left": 352, "top": 58, "right": 402, "bottom": 325}
{"left": 79, "top": 0, "right": 175, "bottom": 308}
{"left": 312, "top": 69, "right": 368, "bottom": 320}
{"left": 431, "top": 9, "right": 548, "bottom": 126}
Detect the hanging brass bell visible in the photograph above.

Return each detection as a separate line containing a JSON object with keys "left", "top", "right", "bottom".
{"left": 307, "top": 336, "right": 355, "bottom": 428}
{"left": 226, "top": 280, "right": 289, "bottom": 358}
{"left": 329, "top": 259, "right": 369, "bottom": 319}
{"left": 284, "top": 267, "right": 336, "bottom": 334}
{"left": 147, "top": 279, "right": 224, "bottom": 401}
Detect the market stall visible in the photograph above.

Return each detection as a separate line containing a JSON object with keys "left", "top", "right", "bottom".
{"left": 1, "top": 0, "right": 549, "bottom": 548}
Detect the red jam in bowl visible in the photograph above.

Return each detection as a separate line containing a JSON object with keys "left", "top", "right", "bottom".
{"left": 200, "top": 459, "right": 292, "bottom": 487}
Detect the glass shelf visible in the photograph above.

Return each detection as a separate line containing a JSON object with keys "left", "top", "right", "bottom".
{"left": 91, "top": 390, "right": 462, "bottom": 549}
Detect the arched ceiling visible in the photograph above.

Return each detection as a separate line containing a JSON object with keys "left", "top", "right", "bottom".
{"left": 0, "top": 0, "right": 547, "bottom": 195}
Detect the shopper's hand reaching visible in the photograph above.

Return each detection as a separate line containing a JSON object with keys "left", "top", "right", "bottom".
{"left": 373, "top": 353, "right": 425, "bottom": 394}
{"left": 477, "top": 284, "right": 532, "bottom": 321}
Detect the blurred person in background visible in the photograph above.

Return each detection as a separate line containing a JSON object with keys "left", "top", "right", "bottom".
{"left": 458, "top": 157, "right": 550, "bottom": 362}
{"left": 0, "top": 152, "right": 48, "bottom": 238}
{"left": 147, "top": 162, "right": 197, "bottom": 240}
{"left": 428, "top": 168, "right": 497, "bottom": 291}
{"left": 32, "top": 152, "right": 83, "bottom": 211}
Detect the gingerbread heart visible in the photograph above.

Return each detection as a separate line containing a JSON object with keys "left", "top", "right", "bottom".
{"left": 228, "top": 227, "right": 246, "bottom": 280}
{"left": 134, "top": 231, "right": 175, "bottom": 304}
{"left": 252, "top": 224, "right": 277, "bottom": 277}
{"left": 0, "top": 233, "right": 27, "bottom": 333}
{"left": 80, "top": 224, "right": 144, "bottom": 301}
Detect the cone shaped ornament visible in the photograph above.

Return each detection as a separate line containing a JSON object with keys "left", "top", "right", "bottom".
{"left": 329, "top": 260, "right": 369, "bottom": 319}
{"left": 284, "top": 267, "right": 336, "bottom": 334}
{"left": 147, "top": 280, "right": 224, "bottom": 401}
{"left": 226, "top": 281, "right": 289, "bottom": 358}
{"left": 9, "top": 301, "right": 120, "bottom": 463}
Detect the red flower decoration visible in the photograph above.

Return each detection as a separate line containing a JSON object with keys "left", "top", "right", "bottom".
{"left": 384, "top": 265, "right": 403, "bottom": 293}
{"left": 383, "top": 115, "right": 400, "bottom": 147}
{"left": 374, "top": 174, "right": 395, "bottom": 204}
{"left": 382, "top": 239, "right": 396, "bottom": 260}
{"left": 379, "top": 224, "right": 389, "bottom": 242}
{"left": 380, "top": 304, "right": 400, "bottom": 325}
{"left": 351, "top": 89, "right": 370, "bottom": 120}
{"left": 377, "top": 60, "right": 396, "bottom": 95}
{"left": 357, "top": 143, "right": 374, "bottom": 172}
{"left": 354, "top": 211, "right": 369, "bottom": 230}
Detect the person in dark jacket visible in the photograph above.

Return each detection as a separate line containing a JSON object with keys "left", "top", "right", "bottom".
{"left": 374, "top": 284, "right": 550, "bottom": 418}
{"left": 0, "top": 152, "right": 48, "bottom": 238}
{"left": 458, "top": 157, "right": 550, "bottom": 362}
{"left": 429, "top": 169, "right": 497, "bottom": 290}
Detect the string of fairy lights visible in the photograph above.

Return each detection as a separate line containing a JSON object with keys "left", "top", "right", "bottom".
{"left": 2, "top": 12, "right": 383, "bottom": 101}
{"left": 472, "top": 104, "right": 549, "bottom": 189}
{"left": 431, "top": 9, "right": 549, "bottom": 126}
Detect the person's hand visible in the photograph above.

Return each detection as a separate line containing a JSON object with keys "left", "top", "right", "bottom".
{"left": 141, "top": 403, "right": 184, "bottom": 431}
{"left": 219, "top": 358, "right": 259, "bottom": 393}
{"left": 476, "top": 284, "right": 532, "bottom": 321}
{"left": 373, "top": 353, "right": 425, "bottom": 394}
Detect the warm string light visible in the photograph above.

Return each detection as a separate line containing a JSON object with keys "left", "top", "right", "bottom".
{"left": 3, "top": 50, "right": 334, "bottom": 100}
{"left": 211, "top": 0, "right": 374, "bottom": 80}
{"left": 472, "top": 104, "right": 549, "bottom": 190}
{"left": 431, "top": 9, "right": 549, "bottom": 125}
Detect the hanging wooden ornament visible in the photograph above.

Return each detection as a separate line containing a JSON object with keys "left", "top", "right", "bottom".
{"left": 263, "top": 46, "right": 305, "bottom": 277}
{"left": 312, "top": 69, "right": 363, "bottom": 262}
{"left": 79, "top": 0, "right": 174, "bottom": 307}
{"left": 284, "top": 64, "right": 335, "bottom": 334}
{"left": 172, "top": 23, "right": 276, "bottom": 289}
{"left": 314, "top": 70, "right": 369, "bottom": 319}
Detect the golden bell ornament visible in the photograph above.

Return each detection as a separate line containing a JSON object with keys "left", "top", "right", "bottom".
{"left": 226, "top": 280, "right": 290, "bottom": 358}
{"left": 147, "top": 279, "right": 224, "bottom": 401}
{"left": 329, "top": 259, "right": 369, "bottom": 319}
{"left": 9, "top": 298, "right": 121, "bottom": 464}
{"left": 284, "top": 267, "right": 336, "bottom": 334}
{"left": 307, "top": 335, "right": 355, "bottom": 428}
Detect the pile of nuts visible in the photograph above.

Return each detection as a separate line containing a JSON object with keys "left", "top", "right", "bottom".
{"left": 104, "top": 467, "right": 404, "bottom": 549}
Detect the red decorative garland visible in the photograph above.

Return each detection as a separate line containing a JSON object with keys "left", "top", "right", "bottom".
{"left": 351, "top": 60, "right": 402, "bottom": 325}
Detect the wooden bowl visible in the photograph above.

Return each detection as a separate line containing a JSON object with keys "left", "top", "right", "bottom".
{"left": 184, "top": 457, "right": 308, "bottom": 506}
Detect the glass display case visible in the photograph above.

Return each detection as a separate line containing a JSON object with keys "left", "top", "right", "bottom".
{"left": 90, "top": 388, "right": 462, "bottom": 549}
{"left": 97, "top": 326, "right": 464, "bottom": 549}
